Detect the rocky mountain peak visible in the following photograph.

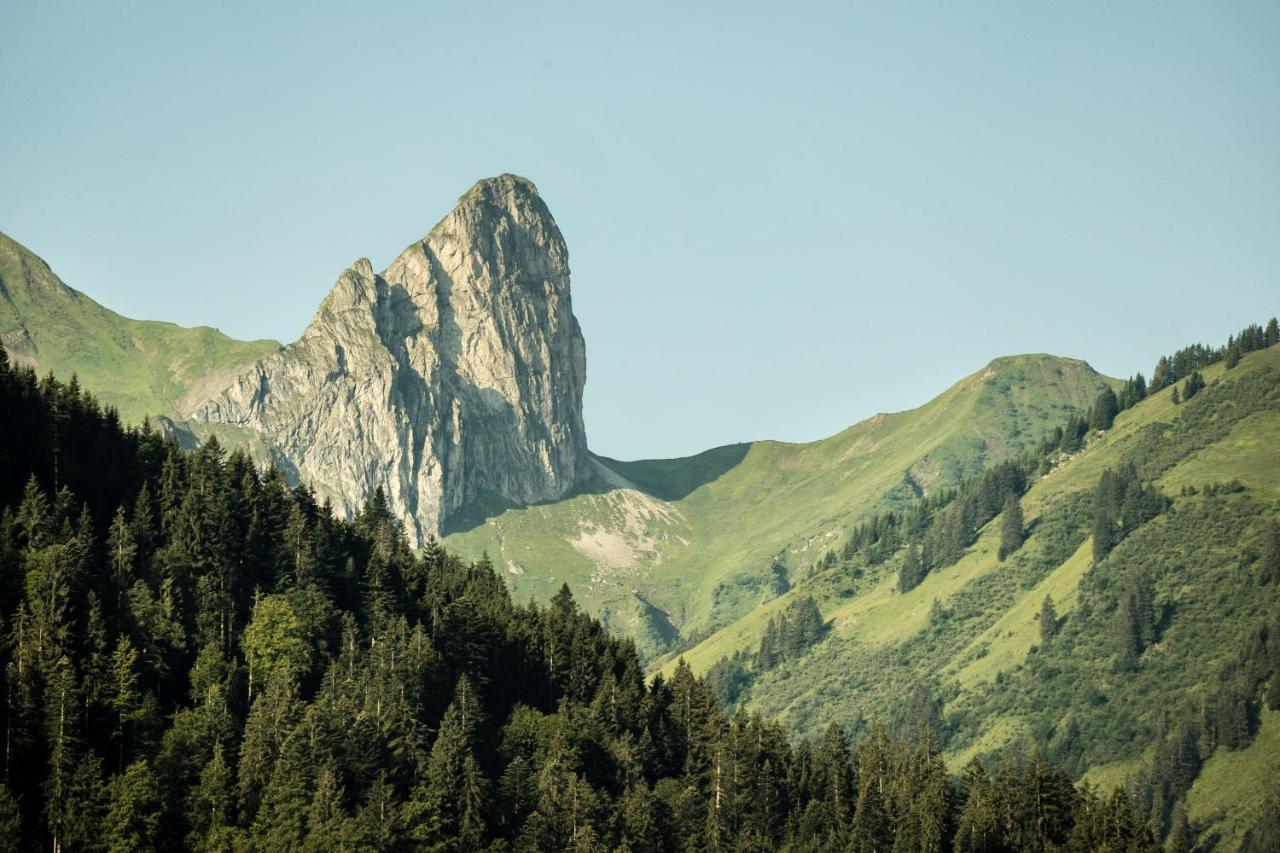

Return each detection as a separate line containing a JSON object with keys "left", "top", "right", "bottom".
{"left": 191, "top": 175, "right": 590, "bottom": 545}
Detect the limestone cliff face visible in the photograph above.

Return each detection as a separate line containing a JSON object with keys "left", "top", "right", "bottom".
{"left": 191, "top": 175, "right": 589, "bottom": 544}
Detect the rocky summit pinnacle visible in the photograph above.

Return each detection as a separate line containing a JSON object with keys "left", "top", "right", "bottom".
{"left": 191, "top": 174, "right": 590, "bottom": 544}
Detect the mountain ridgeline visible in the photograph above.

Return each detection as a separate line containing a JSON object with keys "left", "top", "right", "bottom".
{"left": 2, "top": 175, "right": 1278, "bottom": 848}
{"left": 0, "top": 349, "right": 1177, "bottom": 851}
{"left": 685, "top": 319, "right": 1280, "bottom": 850}
{"left": 2, "top": 174, "right": 593, "bottom": 548}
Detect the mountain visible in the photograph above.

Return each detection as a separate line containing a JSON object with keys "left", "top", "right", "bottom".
{"left": 0, "top": 231, "right": 280, "bottom": 425}
{"left": 2, "top": 186, "right": 1277, "bottom": 847}
{"left": 190, "top": 174, "right": 591, "bottom": 545}
{"left": 663, "top": 339, "right": 1280, "bottom": 850}
{"left": 0, "top": 355, "right": 1169, "bottom": 852}
{"left": 443, "top": 353, "right": 1115, "bottom": 659}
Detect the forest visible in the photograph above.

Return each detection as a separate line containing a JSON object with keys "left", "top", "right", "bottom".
{"left": 0, "top": 347, "right": 1201, "bottom": 850}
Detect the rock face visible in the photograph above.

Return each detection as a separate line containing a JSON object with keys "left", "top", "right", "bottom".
{"left": 191, "top": 175, "right": 589, "bottom": 544}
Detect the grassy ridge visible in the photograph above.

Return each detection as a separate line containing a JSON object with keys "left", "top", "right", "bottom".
{"left": 445, "top": 354, "right": 1113, "bottom": 659}
{"left": 0, "top": 231, "right": 279, "bottom": 425}
{"left": 682, "top": 345, "right": 1279, "bottom": 849}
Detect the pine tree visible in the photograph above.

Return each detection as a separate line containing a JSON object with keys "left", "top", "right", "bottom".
{"left": 106, "top": 505, "right": 137, "bottom": 622}
{"left": 850, "top": 727, "right": 893, "bottom": 852}
{"left": 0, "top": 783, "right": 20, "bottom": 842}
{"left": 304, "top": 763, "right": 348, "bottom": 850}
{"left": 1039, "top": 595, "right": 1059, "bottom": 645}
{"left": 1258, "top": 521, "right": 1280, "bottom": 585}
{"left": 1182, "top": 371, "right": 1205, "bottom": 401}
{"left": 998, "top": 494, "right": 1024, "bottom": 561}
{"left": 898, "top": 541, "right": 924, "bottom": 594}
{"left": 954, "top": 759, "right": 1001, "bottom": 853}
{"left": 617, "top": 780, "right": 662, "bottom": 851}
{"left": 1168, "top": 800, "right": 1192, "bottom": 853}
{"left": 551, "top": 581, "right": 577, "bottom": 615}
{"left": 109, "top": 636, "right": 143, "bottom": 772}
{"left": 407, "top": 675, "right": 488, "bottom": 848}
{"left": 102, "top": 760, "right": 162, "bottom": 853}
{"left": 188, "top": 744, "right": 234, "bottom": 851}
{"left": 1088, "top": 387, "right": 1119, "bottom": 431}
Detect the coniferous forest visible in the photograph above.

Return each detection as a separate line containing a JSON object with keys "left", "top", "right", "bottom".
{"left": 0, "top": 347, "right": 1186, "bottom": 851}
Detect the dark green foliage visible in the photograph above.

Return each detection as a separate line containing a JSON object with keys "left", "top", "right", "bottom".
{"left": 0, "top": 352, "right": 1167, "bottom": 851}
{"left": 998, "top": 493, "right": 1025, "bottom": 561}
{"left": 1146, "top": 315, "right": 1277, "bottom": 394}
{"left": 755, "top": 595, "right": 827, "bottom": 672}
{"left": 1118, "top": 373, "right": 1148, "bottom": 410}
{"left": 1181, "top": 370, "right": 1205, "bottom": 401}
{"left": 833, "top": 460, "right": 1029, "bottom": 583}
{"left": 898, "top": 540, "right": 925, "bottom": 593}
{"left": 1088, "top": 387, "right": 1119, "bottom": 431}
{"left": 1092, "top": 464, "right": 1166, "bottom": 564}
{"left": 1259, "top": 520, "right": 1280, "bottom": 585}
{"left": 1039, "top": 595, "right": 1059, "bottom": 645}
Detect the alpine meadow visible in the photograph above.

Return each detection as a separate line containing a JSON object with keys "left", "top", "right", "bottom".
{"left": 1, "top": 3, "right": 1278, "bottom": 851}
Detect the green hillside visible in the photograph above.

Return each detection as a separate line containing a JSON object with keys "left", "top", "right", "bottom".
{"left": 672, "top": 341, "right": 1280, "bottom": 849}
{"left": 0, "top": 231, "right": 279, "bottom": 425}
{"left": 444, "top": 354, "right": 1114, "bottom": 659}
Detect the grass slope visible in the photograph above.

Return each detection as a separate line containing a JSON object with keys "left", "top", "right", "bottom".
{"left": 678, "top": 345, "right": 1279, "bottom": 850}
{"left": 0, "top": 231, "right": 279, "bottom": 425}
{"left": 444, "top": 354, "right": 1113, "bottom": 659}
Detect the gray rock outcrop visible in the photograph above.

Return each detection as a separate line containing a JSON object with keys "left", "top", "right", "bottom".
{"left": 191, "top": 174, "right": 589, "bottom": 544}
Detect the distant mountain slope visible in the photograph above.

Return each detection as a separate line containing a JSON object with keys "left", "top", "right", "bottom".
{"left": 443, "top": 353, "right": 1114, "bottom": 659}
{"left": 0, "top": 231, "right": 279, "bottom": 424}
{"left": 672, "top": 343, "right": 1280, "bottom": 851}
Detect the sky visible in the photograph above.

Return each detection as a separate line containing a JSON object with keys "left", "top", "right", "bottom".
{"left": 2, "top": 2, "right": 1277, "bottom": 460}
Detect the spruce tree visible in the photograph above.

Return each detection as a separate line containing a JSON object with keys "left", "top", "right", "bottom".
{"left": 103, "top": 760, "right": 162, "bottom": 853}
{"left": 1088, "top": 387, "right": 1119, "bottom": 431}
{"left": 1258, "top": 521, "right": 1280, "bottom": 585}
{"left": 1039, "top": 595, "right": 1059, "bottom": 644}
{"left": 898, "top": 540, "right": 924, "bottom": 594}
{"left": 0, "top": 784, "right": 19, "bottom": 843}
{"left": 998, "top": 494, "right": 1024, "bottom": 561}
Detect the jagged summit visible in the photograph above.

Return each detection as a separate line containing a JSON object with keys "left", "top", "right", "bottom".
{"left": 190, "top": 176, "right": 590, "bottom": 545}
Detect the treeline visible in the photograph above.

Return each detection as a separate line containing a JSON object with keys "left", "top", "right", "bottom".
{"left": 0, "top": 350, "right": 1173, "bottom": 851}
{"left": 1042, "top": 314, "right": 1278, "bottom": 459}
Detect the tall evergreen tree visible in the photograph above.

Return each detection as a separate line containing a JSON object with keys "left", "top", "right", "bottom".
{"left": 1039, "top": 595, "right": 1059, "bottom": 645}
{"left": 998, "top": 493, "right": 1024, "bottom": 561}
{"left": 1088, "top": 387, "right": 1119, "bottom": 431}
{"left": 898, "top": 541, "right": 924, "bottom": 594}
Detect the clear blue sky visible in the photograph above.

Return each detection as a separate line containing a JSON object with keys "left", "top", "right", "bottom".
{"left": 2, "top": 2, "right": 1277, "bottom": 459}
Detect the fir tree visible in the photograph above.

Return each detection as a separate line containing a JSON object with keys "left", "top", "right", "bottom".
{"left": 1039, "top": 595, "right": 1059, "bottom": 645}
{"left": 998, "top": 493, "right": 1024, "bottom": 561}
{"left": 103, "top": 760, "right": 162, "bottom": 853}
{"left": 1088, "top": 387, "right": 1119, "bottom": 431}
{"left": 898, "top": 541, "right": 924, "bottom": 594}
